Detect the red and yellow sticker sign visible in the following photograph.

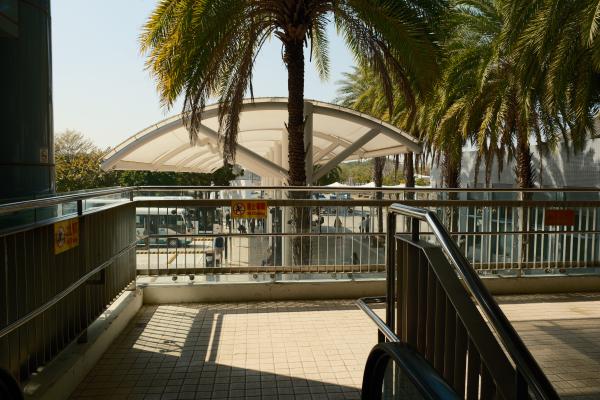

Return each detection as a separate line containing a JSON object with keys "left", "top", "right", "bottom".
{"left": 231, "top": 200, "right": 268, "bottom": 219}
{"left": 544, "top": 209, "right": 575, "bottom": 227}
{"left": 54, "top": 218, "right": 80, "bottom": 254}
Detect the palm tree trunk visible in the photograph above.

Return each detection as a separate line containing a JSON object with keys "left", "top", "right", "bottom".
{"left": 284, "top": 40, "right": 310, "bottom": 265}
{"left": 442, "top": 149, "right": 460, "bottom": 233}
{"left": 442, "top": 150, "right": 460, "bottom": 190}
{"left": 515, "top": 132, "right": 534, "bottom": 189}
{"left": 404, "top": 152, "right": 415, "bottom": 201}
{"left": 404, "top": 152, "right": 415, "bottom": 188}
{"left": 285, "top": 40, "right": 306, "bottom": 187}
{"left": 374, "top": 157, "right": 384, "bottom": 244}
{"left": 515, "top": 131, "right": 533, "bottom": 273}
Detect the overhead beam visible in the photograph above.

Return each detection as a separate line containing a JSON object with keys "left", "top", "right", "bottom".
{"left": 313, "top": 142, "right": 339, "bottom": 163}
{"left": 312, "top": 128, "right": 379, "bottom": 182}
{"left": 197, "top": 124, "right": 288, "bottom": 179}
{"left": 313, "top": 131, "right": 352, "bottom": 148}
{"left": 313, "top": 104, "right": 421, "bottom": 153}
{"left": 362, "top": 145, "right": 411, "bottom": 158}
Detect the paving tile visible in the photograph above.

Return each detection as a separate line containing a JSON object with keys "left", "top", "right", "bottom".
{"left": 71, "top": 296, "right": 600, "bottom": 399}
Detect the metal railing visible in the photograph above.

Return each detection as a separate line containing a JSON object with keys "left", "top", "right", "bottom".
{"left": 375, "top": 203, "right": 559, "bottom": 399}
{"left": 0, "top": 198, "right": 137, "bottom": 386}
{"left": 0, "top": 185, "right": 598, "bottom": 390}
{"left": 132, "top": 196, "right": 600, "bottom": 275}
{"left": 3, "top": 187, "right": 600, "bottom": 276}
{"left": 134, "top": 199, "right": 386, "bottom": 275}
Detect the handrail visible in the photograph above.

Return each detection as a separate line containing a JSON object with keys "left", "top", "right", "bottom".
{"left": 362, "top": 342, "right": 461, "bottom": 400}
{"left": 388, "top": 203, "right": 559, "bottom": 399}
{"left": 1, "top": 185, "right": 599, "bottom": 216}
{"left": 0, "top": 236, "right": 142, "bottom": 340}
{"left": 0, "top": 187, "right": 135, "bottom": 215}
{"left": 356, "top": 297, "right": 398, "bottom": 343}
{"left": 140, "top": 184, "right": 600, "bottom": 193}
{"left": 135, "top": 198, "right": 600, "bottom": 207}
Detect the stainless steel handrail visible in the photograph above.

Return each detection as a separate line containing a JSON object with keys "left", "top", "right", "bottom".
{"left": 0, "top": 187, "right": 136, "bottom": 215}
{"left": 0, "top": 236, "right": 142, "bottom": 340}
{"left": 356, "top": 297, "right": 399, "bottom": 343}
{"left": 140, "top": 185, "right": 600, "bottom": 192}
{"left": 389, "top": 203, "right": 559, "bottom": 400}
{"left": 135, "top": 198, "right": 600, "bottom": 207}
{"left": 2, "top": 185, "right": 599, "bottom": 217}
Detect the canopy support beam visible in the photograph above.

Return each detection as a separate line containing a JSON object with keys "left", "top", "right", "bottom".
{"left": 312, "top": 128, "right": 379, "bottom": 183}
{"left": 314, "top": 142, "right": 339, "bottom": 164}
{"left": 197, "top": 124, "right": 288, "bottom": 179}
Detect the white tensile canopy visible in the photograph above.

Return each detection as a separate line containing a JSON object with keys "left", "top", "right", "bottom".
{"left": 325, "top": 182, "right": 347, "bottom": 187}
{"left": 102, "top": 97, "right": 421, "bottom": 185}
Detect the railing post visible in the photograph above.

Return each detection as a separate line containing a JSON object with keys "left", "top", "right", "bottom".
{"left": 77, "top": 199, "right": 88, "bottom": 343}
{"left": 412, "top": 217, "right": 420, "bottom": 242}
{"left": 385, "top": 211, "right": 396, "bottom": 344}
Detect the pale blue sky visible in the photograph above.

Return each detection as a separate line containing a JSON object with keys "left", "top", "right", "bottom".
{"left": 52, "top": 0, "right": 356, "bottom": 149}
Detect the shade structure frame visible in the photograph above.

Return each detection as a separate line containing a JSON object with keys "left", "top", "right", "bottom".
{"left": 102, "top": 97, "right": 421, "bottom": 184}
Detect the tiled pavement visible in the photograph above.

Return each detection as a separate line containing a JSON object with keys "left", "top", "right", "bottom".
{"left": 498, "top": 293, "right": 600, "bottom": 400}
{"left": 72, "top": 294, "right": 600, "bottom": 399}
{"left": 71, "top": 301, "right": 376, "bottom": 400}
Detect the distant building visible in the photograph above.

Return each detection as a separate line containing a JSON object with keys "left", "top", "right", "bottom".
{"left": 230, "top": 169, "right": 261, "bottom": 187}
{"left": 431, "top": 138, "right": 600, "bottom": 188}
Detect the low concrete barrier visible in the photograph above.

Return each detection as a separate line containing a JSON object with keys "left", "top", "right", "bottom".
{"left": 141, "top": 274, "right": 600, "bottom": 304}
{"left": 142, "top": 278, "right": 386, "bottom": 304}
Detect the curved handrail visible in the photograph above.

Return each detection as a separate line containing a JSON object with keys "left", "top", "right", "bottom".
{"left": 389, "top": 203, "right": 559, "bottom": 400}
{"left": 362, "top": 342, "right": 460, "bottom": 400}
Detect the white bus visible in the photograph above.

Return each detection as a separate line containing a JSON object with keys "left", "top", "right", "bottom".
{"left": 135, "top": 207, "right": 193, "bottom": 247}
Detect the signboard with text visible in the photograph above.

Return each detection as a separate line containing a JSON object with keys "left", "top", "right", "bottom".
{"left": 54, "top": 218, "right": 80, "bottom": 254}
{"left": 231, "top": 200, "right": 268, "bottom": 219}
{"left": 544, "top": 209, "right": 575, "bottom": 227}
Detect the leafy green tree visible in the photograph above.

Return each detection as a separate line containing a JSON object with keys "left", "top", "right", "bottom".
{"left": 314, "top": 165, "right": 342, "bottom": 186}
{"left": 55, "top": 131, "right": 119, "bottom": 192}
{"left": 339, "top": 160, "right": 376, "bottom": 184}
{"left": 55, "top": 129, "right": 96, "bottom": 156}
{"left": 141, "top": 0, "right": 446, "bottom": 187}
{"left": 117, "top": 166, "right": 238, "bottom": 187}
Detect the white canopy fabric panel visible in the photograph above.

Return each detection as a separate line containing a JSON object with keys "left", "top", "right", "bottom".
{"left": 102, "top": 98, "right": 421, "bottom": 183}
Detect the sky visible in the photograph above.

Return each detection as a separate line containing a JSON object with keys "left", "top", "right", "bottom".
{"left": 52, "top": 0, "right": 357, "bottom": 149}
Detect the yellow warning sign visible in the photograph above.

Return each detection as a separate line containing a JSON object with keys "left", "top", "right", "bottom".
{"left": 54, "top": 218, "right": 80, "bottom": 255}
{"left": 231, "top": 200, "right": 268, "bottom": 219}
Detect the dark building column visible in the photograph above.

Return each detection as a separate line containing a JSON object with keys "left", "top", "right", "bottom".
{"left": 0, "top": 0, "right": 54, "bottom": 201}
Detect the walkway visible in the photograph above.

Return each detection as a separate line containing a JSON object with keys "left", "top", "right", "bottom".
{"left": 499, "top": 293, "right": 600, "bottom": 400}
{"left": 71, "top": 294, "right": 600, "bottom": 399}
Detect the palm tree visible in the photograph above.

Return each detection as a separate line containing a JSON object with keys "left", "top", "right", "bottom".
{"left": 423, "top": 0, "right": 560, "bottom": 190}
{"left": 141, "top": 0, "right": 446, "bottom": 188}
{"left": 500, "top": 0, "right": 600, "bottom": 153}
